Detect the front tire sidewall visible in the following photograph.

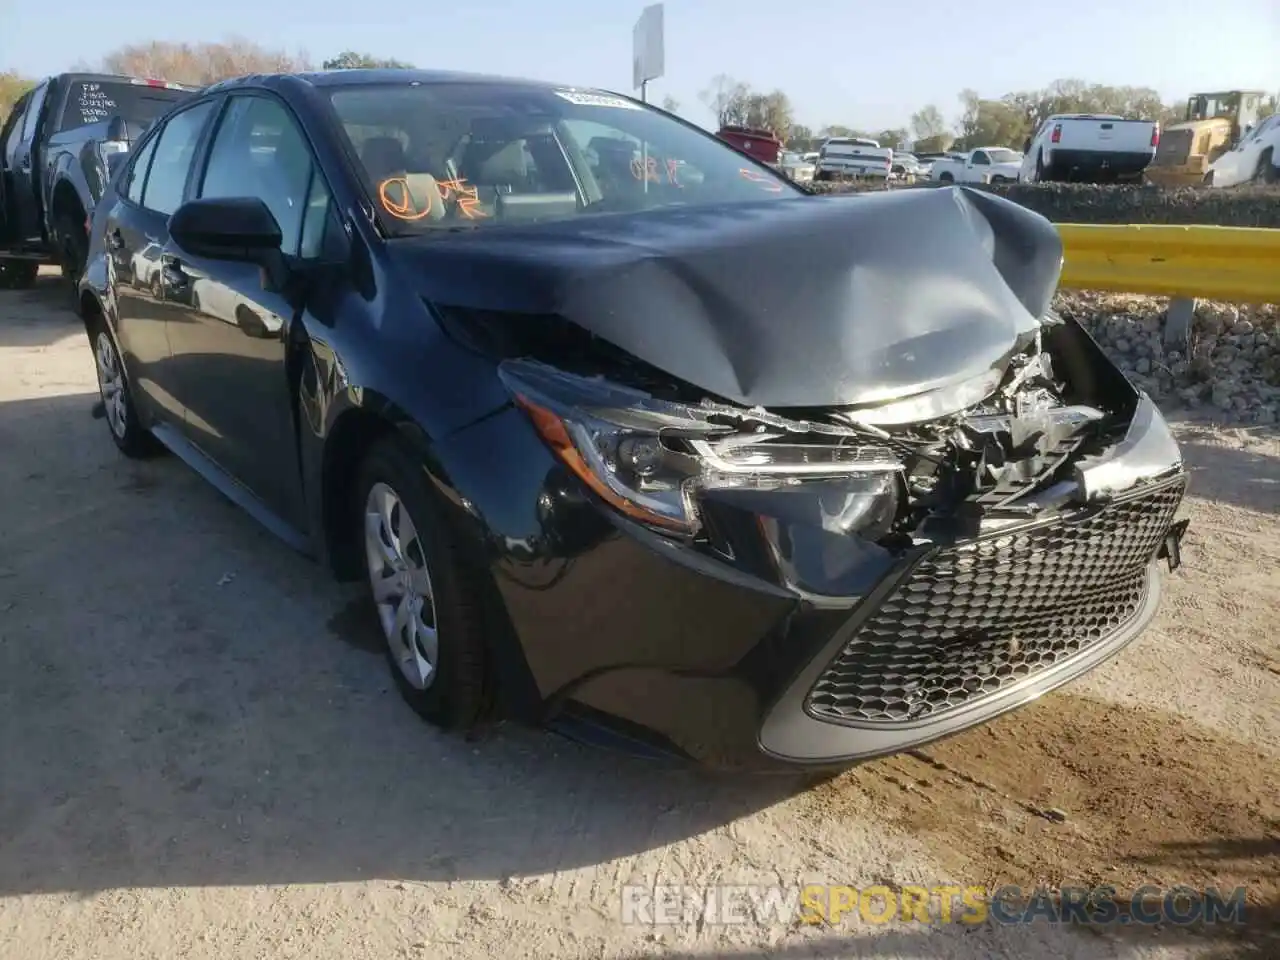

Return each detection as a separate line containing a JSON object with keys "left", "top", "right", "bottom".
{"left": 356, "top": 438, "right": 488, "bottom": 731}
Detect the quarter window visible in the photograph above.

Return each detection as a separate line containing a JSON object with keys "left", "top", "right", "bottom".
{"left": 141, "top": 100, "right": 216, "bottom": 215}
{"left": 199, "top": 95, "right": 319, "bottom": 256}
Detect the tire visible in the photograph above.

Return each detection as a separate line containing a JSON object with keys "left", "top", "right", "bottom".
{"left": 991, "top": 175, "right": 1010, "bottom": 184}
{"left": 55, "top": 209, "right": 88, "bottom": 292}
{"left": 355, "top": 436, "right": 489, "bottom": 731}
{"left": 1203, "top": 171, "right": 1216, "bottom": 187}
{"left": 0, "top": 260, "right": 39, "bottom": 290}
{"left": 939, "top": 172, "right": 954, "bottom": 184}
{"left": 89, "top": 315, "right": 161, "bottom": 458}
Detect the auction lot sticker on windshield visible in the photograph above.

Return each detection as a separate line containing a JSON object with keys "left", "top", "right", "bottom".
{"left": 554, "top": 90, "right": 641, "bottom": 110}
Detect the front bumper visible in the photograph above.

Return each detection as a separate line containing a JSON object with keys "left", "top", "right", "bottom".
{"left": 442, "top": 395, "right": 1187, "bottom": 770}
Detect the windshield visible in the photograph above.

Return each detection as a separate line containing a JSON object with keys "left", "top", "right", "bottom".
{"left": 986, "top": 148, "right": 1021, "bottom": 164}
{"left": 328, "top": 82, "right": 801, "bottom": 234}
{"left": 57, "top": 81, "right": 192, "bottom": 133}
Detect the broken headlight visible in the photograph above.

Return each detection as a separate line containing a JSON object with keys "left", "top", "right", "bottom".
{"left": 498, "top": 359, "right": 902, "bottom": 538}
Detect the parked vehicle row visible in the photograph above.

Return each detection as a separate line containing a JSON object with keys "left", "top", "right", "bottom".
{"left": 75, "top": 68, "right": 1189, "bottom": 772}
{"left": 0, "top": 72, "right": 197, "bottom": 289}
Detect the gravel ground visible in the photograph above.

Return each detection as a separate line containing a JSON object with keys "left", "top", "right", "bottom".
{"left": 1055, "top": 294, "right": 1279, "bottom": 427}
{"left": 1, "top": 270, "right": 1277, "bottom": 960}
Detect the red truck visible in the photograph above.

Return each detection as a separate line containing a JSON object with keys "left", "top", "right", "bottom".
{"left": 715, "top": 125, "right": 783, "bottom": 167}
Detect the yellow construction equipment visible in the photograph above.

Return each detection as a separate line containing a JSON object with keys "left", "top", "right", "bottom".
{"left": 1144, "top": 91, "right": 1266, "bottom": 187}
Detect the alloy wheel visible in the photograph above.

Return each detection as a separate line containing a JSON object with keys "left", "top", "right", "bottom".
{"left": 364, "top": 481, "right": 439, "bottom": 690}
{"left": 95, "top": 331, "right": 128, "bottom": 440}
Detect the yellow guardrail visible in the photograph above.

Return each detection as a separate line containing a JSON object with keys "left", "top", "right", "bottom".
{"left": 1056, "top": 224, "right": 1280, "bottom": 304}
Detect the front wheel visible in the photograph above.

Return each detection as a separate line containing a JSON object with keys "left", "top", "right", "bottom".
{"left": 91, "top": 319, "right": 160, "bottom": 458}
{"left": 356, "top": 437, "right": 489, "bottom": 730}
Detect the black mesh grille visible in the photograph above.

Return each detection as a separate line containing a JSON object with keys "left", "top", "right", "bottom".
{"left": 806, "top": 479, "right": 1185, "bottom": 726}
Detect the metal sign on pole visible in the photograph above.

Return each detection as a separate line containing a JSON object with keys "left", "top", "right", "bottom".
{"left": 632, "top": 3, "right": 664, "bottom": 103}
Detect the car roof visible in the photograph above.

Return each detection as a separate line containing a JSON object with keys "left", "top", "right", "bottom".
{"left": 202, "top": 68, "right": 583, "bottom": 96}
{"left": 43, "top": 72, "right": 201, "bottom": 90}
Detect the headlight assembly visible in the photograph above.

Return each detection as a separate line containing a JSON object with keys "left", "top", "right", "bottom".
{"left": 498, "top": 358, "right": 902, "bottom": 538}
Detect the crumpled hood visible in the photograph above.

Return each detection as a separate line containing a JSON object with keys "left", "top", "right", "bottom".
{"left": 393, "top": 185, "right": 1064, "bottom": 410}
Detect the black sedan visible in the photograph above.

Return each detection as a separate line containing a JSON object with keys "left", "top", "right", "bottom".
{"left": 78, "top": 69, "right": 1189, "bottom": 770}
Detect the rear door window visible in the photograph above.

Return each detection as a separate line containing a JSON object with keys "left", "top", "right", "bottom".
{"left": 123, "top": 133, "right": 159, "bottom": 205}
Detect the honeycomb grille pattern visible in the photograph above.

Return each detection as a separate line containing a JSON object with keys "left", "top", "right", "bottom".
{"left": 806, "top": 480, "right": 1185, "bottom": 725}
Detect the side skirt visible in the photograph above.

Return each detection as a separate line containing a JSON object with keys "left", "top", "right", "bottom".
{"left": 149, "top": 421, "right": 314, "bottom": 557}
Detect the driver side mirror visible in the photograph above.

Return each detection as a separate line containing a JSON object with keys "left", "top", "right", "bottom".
{"left": 170, "top": 197, "right": 288, "bottom": 291}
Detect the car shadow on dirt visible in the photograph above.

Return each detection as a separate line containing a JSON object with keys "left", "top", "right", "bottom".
{"left": 0, "top": 390, "right": 818, "bottom": 899}
{"left": 0, "top": 273, "right": 81, "bottom": 350}
{"left": 1172, "top": 422, "right": 1279, "bottom": 516}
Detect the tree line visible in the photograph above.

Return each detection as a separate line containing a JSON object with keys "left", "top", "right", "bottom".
{"left": 4, "top": 40, "right": 1277, "bottom": 151}
{"left": 1, "top": 40, "right": 414, "bottom": 122}
{"left": 701, "top": 74, "right": 1279, "bottom": 153}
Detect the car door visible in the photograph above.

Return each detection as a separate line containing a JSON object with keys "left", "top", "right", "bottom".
{"left": 105, "top": 98, "right": 219, "bottom": 423}
{"left": 969, "top": 151, "right": 990, "bottom": 181}
{"left": 9, "top": 80, "right": 51, "bottom": 243}
{"left": 162, "top": 92, "right": 338, "bottom": 529}
{"left": 0, "top": 96, "right": 29, "bottom": 244}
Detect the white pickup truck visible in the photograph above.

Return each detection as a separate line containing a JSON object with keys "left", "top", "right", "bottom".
{"left": 930, "top": 148, "right": 1023, "bottom": 184}
{"left": 1018, "top": 114, "right": 1159, "bottom": 183}
{"left": 1207, "top": 113, "right": 1280, "bottom": 187}
{"left": 813, "top": 138, "right": 893, "bottom": 181}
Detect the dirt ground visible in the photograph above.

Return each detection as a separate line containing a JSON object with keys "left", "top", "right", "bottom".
{"left": 1, "top": 269, "right": 1277, "bottom": 960}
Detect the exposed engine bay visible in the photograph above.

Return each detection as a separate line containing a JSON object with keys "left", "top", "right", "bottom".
{"left": 490, "top": 305, "right": 1178, "bottom": 568}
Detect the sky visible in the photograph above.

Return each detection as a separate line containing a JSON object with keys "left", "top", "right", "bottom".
{"left": 1, "top": 0, "right": 1277, "bottom": 132}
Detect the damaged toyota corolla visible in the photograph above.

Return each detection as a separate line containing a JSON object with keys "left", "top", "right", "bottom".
{"left": 79, "top": 70, "right": 1190, "bottom": 770}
